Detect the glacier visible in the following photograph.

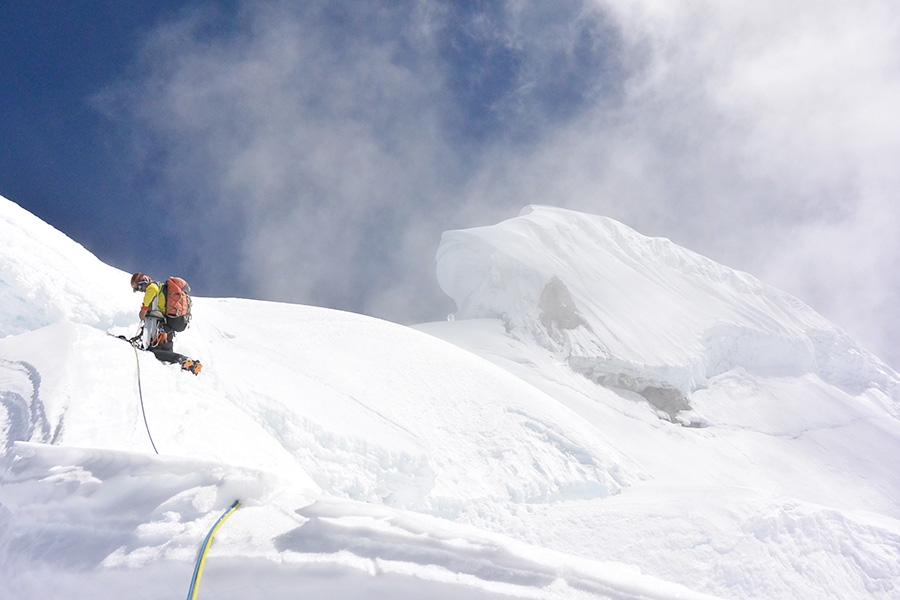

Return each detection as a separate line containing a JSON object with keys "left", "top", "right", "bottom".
{"left": 1, "top": 196, "right": 899, "bottom": 600}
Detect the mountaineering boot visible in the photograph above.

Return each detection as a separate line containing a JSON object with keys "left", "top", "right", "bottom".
{"left": 181, "top": 359, "right": 202, "bottom": 375}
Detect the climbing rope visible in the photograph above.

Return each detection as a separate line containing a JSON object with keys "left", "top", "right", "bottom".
{"left": 186, "top": 499, "right": 242, "bottom": 600}
{"left": 116, "top": 327, "right": 239, "bottom": 596}
{"left": 131, "top": 340, "right": 160, "bottom": 455}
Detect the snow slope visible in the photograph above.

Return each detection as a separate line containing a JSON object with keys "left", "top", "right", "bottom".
{"left": 1, "top": 196, "right": 900, "bottom": 599}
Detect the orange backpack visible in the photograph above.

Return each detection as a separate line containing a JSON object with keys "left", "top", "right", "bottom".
{"left": 164, "top": 277, "right": 192, "bottom": 331}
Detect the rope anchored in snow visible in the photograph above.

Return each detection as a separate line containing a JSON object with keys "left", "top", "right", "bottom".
{"left": 131, "top": 343, "right": 160, "bottom": 455}
{"left": 186, "top": 499, "right": 242, "bottom": 600}
{"left": 113, "top": 328, "right": 160, "bottom": 455}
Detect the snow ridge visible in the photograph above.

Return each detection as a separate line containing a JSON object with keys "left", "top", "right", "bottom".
{"left": 436, "top": 205, "right": 899, "bottom": 420}
{"left": 0, "top": 198, "right": 135, "bottom": 338}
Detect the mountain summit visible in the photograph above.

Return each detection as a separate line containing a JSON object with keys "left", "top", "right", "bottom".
{"left": 432, "top": 205, "right": 899, "bottom": 422}
{"left": 2, "top": 196, "right": 899, "bottom": 600}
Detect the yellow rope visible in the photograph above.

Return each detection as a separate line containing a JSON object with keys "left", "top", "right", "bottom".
{"left": 186, "top": 500, "right": 241, "bottom": 600}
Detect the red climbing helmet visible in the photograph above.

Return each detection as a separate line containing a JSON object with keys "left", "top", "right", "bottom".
{"left": 131, "top": 272, "right": 151, "bottom": 292}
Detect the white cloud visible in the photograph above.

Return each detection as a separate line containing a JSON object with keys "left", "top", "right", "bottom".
{"left": 613, "top": 0, "right": 900, "bottom": 366}
{"left": 107, "top": 0, "right": 900, "bottom": 366}
{"left": 454, "top": 0, "right": 900, "bottom": 365}
{"left": 116, "top": 2, "right": 461, "bottom": 316}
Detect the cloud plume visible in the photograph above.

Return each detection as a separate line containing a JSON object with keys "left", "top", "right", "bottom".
{"left": 101, "top": 0, "right": 900, "bottom": 366}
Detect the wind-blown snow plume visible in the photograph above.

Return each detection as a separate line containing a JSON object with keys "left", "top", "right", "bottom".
{"left": 90, "top": 0, "right": 900, "bottom": 368}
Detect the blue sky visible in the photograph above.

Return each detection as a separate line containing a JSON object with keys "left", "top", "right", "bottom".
{"left": 3, "top": 1, "right": 900, "bottom": 368}
{"left": 0, "top": 3, "right": 187, "bottom": 260}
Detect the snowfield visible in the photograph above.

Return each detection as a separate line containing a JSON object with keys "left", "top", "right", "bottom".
{"left": 1, "top": 196, "right": 899, "bottom": 599}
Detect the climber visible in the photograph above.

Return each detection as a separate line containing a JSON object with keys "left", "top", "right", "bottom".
{"left": 130, "top": 272, "right": 201, "bottom": 374}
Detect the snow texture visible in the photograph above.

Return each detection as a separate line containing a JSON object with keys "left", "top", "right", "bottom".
{"left": 2, "top": 196, "right": 900, "bottom": 599}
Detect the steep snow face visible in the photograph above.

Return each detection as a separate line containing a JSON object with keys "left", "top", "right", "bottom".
{"left": 436, "top": 205, "right": 900, "bottom": 419}
{"left": 3, "top": 195, "right": 900, "bottom": 600}
{"left": 0, "top": 195, "right": 664, "bottom": 599}
{"left": 0, "top": 195, "right": 136, "bottom": 337}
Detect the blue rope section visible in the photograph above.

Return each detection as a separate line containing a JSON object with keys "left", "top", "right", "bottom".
{"left": 186, "top": 500, "right": 242, "bottom": 600}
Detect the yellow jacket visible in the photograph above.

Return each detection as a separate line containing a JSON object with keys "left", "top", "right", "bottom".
{"left": 140, "top": 281, "right": 166, "bottom": 320}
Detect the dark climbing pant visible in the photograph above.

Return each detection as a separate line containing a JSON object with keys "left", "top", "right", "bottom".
{"left": 150, "top": 347, "right": 190, "bottom": 364}
{"left": 146, "top": 318, "right": 189, "bottom": 364}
